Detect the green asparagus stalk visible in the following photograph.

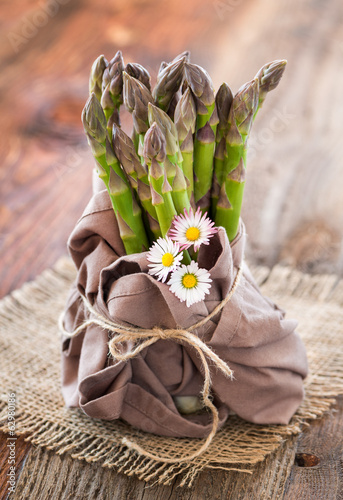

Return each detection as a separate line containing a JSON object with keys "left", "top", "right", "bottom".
{"left": 100, "top": 51, "right": 124, "bottom": 133}
{"left": 112, "top": 123, "right": 161, "bottom": 240}
{"left": 166, "top": 52, "right": 191, "bottom": 119}
{"left": 125, "top": 62, "right": 151, "bottom": 91}
{"left": 215, "top": 158, "right": 246, "bottom": 241}
{"left": 148, "top": 103, "right": 191, "bottom": 213}
{"left": 215, "top": 82, "right": 233, "bottom": 142}
{"left": 174, "top": 87, "right": 196, "bottom": 199}
{"left": 82, "top": 93, "right": 149, "bottom": 254}
{"left": 211, "top": 136, "right": 227, "bottom": 210}
{"left": 153, "top": 57, "right": 186, "bottom": 113}
{"left": 112, "top": 123, "right": 143, "bottom": 189}
{"left": 148, "top": 103, "right": 180, "bottom": 162}
{"left": 89, "top": 55, "right": 108, "bottom": 102}
{"left": 143, "top": 123, "right": 177, "bottom": 236}
{"left": 123, "top": 71, "right": 154, "bottom": 158}
{"left": 184, "top": 62, "right": 218, "bottom": 210}
{"left": 193, "top": 122, "right": 216, "bottom": 211}
{"left": 211, "top": 83, "right": 233, "bottom": 211}
{"left": 213, "top": 79, "right": 259, "bottom": 239}
{"left": 174, "top": 87, "right": 197, "bottom": 142}
{"left": 221, "top": 78, "right": 258, "bottom": 182}
{"left": 122, "top": 65, "right": 152, "bottom": 154}
{"left": 254, "top": 59, "right": 287, "bottom": 116}
{"left": 167, "top": 88, "right": 182, "bottom": 121}
{"left": 107, "top": 163, "right": 149, "bottom": 254}
{"left": 214, "top": 63, "right": 286, "bottom": 240}
{"left": 184, "top": 62, "right": 216, "bottom": 130}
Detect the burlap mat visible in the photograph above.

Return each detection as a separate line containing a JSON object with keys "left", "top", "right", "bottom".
{"left": 0, "top": 258, "right": 342, "bottom": 487}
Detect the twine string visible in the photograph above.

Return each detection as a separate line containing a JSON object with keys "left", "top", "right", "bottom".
{"left": 59, "top": 266, "right": 243, "bottom": 463}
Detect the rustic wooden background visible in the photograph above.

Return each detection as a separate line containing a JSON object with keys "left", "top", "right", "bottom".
{"left": 0, "top": 0, "right": 343, "bottom": 497}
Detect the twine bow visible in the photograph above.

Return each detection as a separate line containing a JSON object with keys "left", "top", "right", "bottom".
{"left": 59, "top": 266, "right": 243, "bottom": 463}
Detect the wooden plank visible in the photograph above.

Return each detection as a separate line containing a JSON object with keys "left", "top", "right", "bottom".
{"left": 283, "top": 396, "right": 343, "bottom": 499}
{"left": 0, "top": 432, "right": 31, "bottom": 499}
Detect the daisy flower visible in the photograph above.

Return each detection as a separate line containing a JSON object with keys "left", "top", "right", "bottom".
{"left": 169, "top": 207, "right": 217, "bottom": 252}
{"left": 168, "top": 260, "right": 212, "bottom": 307}
{"left": 147, "top": 237, "right": 183, "bottom": 283}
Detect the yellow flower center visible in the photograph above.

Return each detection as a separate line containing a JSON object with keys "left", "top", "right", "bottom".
{"left": 161, "top": 252, "right": 174, "bottom": 267}
{"left": 182, "top": 274, "right": 197, "bottom": 289}
{"left": 186, "top": 226, "right": 200, "bottom": 241}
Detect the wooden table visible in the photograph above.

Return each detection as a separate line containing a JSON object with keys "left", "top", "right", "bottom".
{"left": 1, "top": 0, "right": 343, "bottom": 497}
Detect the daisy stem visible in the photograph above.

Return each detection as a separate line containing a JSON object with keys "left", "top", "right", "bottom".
{"left": 182, "top": 250, "right": 192, "bottom": 265}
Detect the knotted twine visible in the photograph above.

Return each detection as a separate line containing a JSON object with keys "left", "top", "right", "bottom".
{"left": 59, "top": 266, "right": 243, "bottom": 463}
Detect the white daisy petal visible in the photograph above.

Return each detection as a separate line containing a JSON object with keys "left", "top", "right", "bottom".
{"left": 169, "top": 207, "right": 217, "bottom": 252}
{"left": 168, "top": 260, "right": 212, "bottom": 307}
{"left": 146, "top": 237, "right": 183, "bottom": 282}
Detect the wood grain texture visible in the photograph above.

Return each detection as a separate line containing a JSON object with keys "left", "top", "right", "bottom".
{"left": 0, "top": 433, "right": 30, "bottom": 500}
{"left": 0, "top": 0, "right": 342, "bottom": 497}
{"left": 283, "top": 396, "right": 343, "bottom": 499}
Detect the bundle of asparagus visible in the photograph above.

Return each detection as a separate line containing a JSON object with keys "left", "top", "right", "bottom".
{"left": 61, "top": 54, "right": 307, "bottom": 437}
{"left": 83, "top": 51, "right": 286, "bottom": 254}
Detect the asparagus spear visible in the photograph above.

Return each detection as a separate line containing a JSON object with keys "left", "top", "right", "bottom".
{"left": 112, "top": 123, "right": 161, "bottom": 239}
{"left": 100, "top": 51, "right": 124, "bottom": 133}
{"left": 153, "top": 57, "right": 186, "bottom": 113}
{"left": 174, "top": 87, "right": 197, "bottom": 142}
{"left": 214, "top": 62, "right": 286, "bottom": 239}
{"left": 155, "top": 52, "right": 189, "bottom": 84}
{"left": 148, "top": 103, "right": 191, "bottom": 213}
{"left": 123, "top": 71, "right": 154, "bottom": 158}
{"left": 223, "top": 78, "right": 259, "bottom": 175}
{"left": 174, "top": 87, "right": 196, "bottom": 200}
{"left": 143, "top": 123, "right": 177, "bottom": 236}
{"left": 184, "top": 62, "right": 216, "bottom": 130}
{"left": 184, "top": 62, "right": 218, "bottom": 210}
{"left": 213, "top": 79, "right": 259, "bottom": 239}
{"left": 148, "top": 103, "right": 180, "bottom": 160}
{"left": 215, "top": 82, "right": 233, "bottom": 142}
{"left": 211, "top": 83, "right": 234, "bottom": 211}
{"left": 112, "top": 123, "right": 143, "bottom": 189}
{"left": 82, "top": 93, "right": 149, "bottom": 254}
{"left": 215, "top": 158, "right": 246, "bottom": 241}
{"left": 254, "top": 59, "right": 287, "bottom": 116}
{"left": 89, "top": 55, "right": 108, "bottom": 102}
{"left": 165, "top": 52, "right": 191, "bottom": 119}
{"left": 125, "top": 62, "right": 151, "bottom": 91}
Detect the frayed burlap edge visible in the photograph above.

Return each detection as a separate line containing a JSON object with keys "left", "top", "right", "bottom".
{"left": 0, "top": 257, "right": 342, "bottom": 487}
